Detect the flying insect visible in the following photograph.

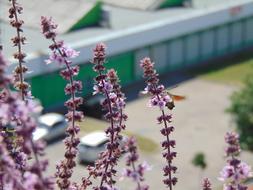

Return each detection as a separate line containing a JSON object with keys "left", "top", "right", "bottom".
{"left": 139, "top": 86, "right": 186, "bottom": 110}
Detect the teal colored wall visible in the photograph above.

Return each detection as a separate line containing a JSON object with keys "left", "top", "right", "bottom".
{"left": 31, "top": 72, "right": 67, "bottom": 107}
{"left": 106, "top": 52, "right": 135, "bottom": 85}
{"left": 160, "top": 0, "right": 184, "bottom": 8}
{"left": 30, "top": 51, "right": 135, "bottom": 108}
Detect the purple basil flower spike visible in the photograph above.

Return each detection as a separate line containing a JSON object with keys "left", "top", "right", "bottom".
{"left": 0, "top": 47, "right": 54, "bottom": 189}
{"left": 121, "top": 137, "right": 150, "bottom": 190}
{"left": 41, "top": 16, "right": 83, "bottom": 189}
{"left": 8, "top": 1, "right": 54, "bottom": 188}
{"left": 140, "top": 57, "right": 177, "bottom": 190}
{"left": 80, "top": 44, "right": 128, "bottom": 189}
{"left": 0, "top": 136, "right": 25, "bottom": 190}
{"left": 9, "top": 0, "right": 30, "bottom": 100}
{"left": 202, "top": 178, "right": 212, "bottom": 190}
{"left": 219, "top": 132, "right": 252, "bottom": 190}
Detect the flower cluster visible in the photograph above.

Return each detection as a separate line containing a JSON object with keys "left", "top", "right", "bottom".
{"left": 3, "top": 2, "right": 54, "bottom": 188}
{"left": 122, "top": 137, "right": 150, "bottom": 190}
{"left": 0, "top": 50, "right": 27, "bottom": 173}
{"left": 5, "top": 0, "right": 29, "bottom": 173}
{"left": 8, "top": 0, "right": 30, "bottom": 100}
{"left": 107, "top": 69, "right": 126, "bottom": 112}
{"left": 0, "top": 51, "right": 11, "bottom": 89}
{"left": 0, "top": 135, "right": 26, "bottom": 190}
{"left": 140, "top": 57, "right": 177, "bottom": 190}
{"left": 219, "top": 132, "right": 252, "bottom": 190}
{"left": 224, "top": 132, "right": 240, "bottom": 157}
{"left": 41, "top": 16, "right": 83, "bottom": 189}
{"left": 0, "top": 134, "right": 53, "bottom": 190}
{"left": 202, "top": 178, "right": 212, "bottom": 190}
{"left": 41, "top": 17, "right": 79, "bottom": 66}
{"left": 81, "top": 43, "right": 127, "bottom": 189}
{"left": 0, "top": 49, "right": 54, "bottom": 189}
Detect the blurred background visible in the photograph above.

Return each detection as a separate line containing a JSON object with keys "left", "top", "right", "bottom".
{"left": 1, "top": 0, "right": 253, "bottom": 189}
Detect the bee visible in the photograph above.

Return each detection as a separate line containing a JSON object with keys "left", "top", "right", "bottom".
{"left": 139, "top": 86, "right": 186, "bottom": 110}
{"left": 165, "top": 91, "right": 186, "bottom": 110}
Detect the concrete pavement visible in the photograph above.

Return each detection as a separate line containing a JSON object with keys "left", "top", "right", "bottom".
{"left": 45, "top": 78, "right": 253, "bottom": 190}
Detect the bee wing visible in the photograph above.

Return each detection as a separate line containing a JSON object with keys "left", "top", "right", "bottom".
{"left": 138, "top": 90, "right": 150, "bottom": 97}
{"left": 171, "top": 94, "right": 186, "bottom": 101}
{"left": 166, "top": 91, "right": 186, "bottom": 101}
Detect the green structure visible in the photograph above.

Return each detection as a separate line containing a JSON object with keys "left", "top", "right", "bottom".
{"left": 70, "top": 2, "right": 102, "bottom": 31}
{"left": 160, "top": 0, "right": 184, "bottom": 8}
{"left": 30, "top": 51, "right": 135, "bottom": 108}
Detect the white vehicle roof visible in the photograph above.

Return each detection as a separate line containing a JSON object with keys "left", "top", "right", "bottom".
{"left": 33, "top": 127, "right": 47, "bottom": 141}
{"left": 38, "top": 113, "right": 65, "bottom": 127}
{"left": 80, "top": 131, "right": 108, "bottom": 147}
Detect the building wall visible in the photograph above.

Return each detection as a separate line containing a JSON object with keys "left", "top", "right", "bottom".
{"left": 30, "top": 15, "right": 253, "bottom": 109}
{"left": 192, "top": 0, "right": 235, "bottom": 8}
{"left": 30, "top": 51, "right": 134, "bottom": 108}
{"left": 133, "top": 16, "right": 253, "bottom": 79}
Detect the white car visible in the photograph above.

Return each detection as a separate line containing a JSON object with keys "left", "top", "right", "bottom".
{"left": 33, "top": 113, "right": 67, "bottom": 141}
{"left": 78, "top": 131, "right": 127, "bottom": 163}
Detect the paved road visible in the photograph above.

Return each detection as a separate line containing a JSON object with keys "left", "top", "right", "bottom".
{"left": 45, "top": 78, "right": 253, "bottom": 190}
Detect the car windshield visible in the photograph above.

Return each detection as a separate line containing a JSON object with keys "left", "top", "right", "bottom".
{"left": 50, "top": 121, "right": 64, "bottom": 129}
{"left": 79, "top": 140, "right": 108, "bottom": 149}
{"left": 97, "top": 140, "right": 108, "bottom": 148}
{"left": 37, "top": 123, "right": 49, "bottom": 129}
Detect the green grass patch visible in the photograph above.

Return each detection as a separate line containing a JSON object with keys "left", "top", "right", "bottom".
{"left": 124, "top": 131, "right": 159, "bottom": 153}
{"left": 78, "top": 117, "right": 107, "bottom": 133}
{"left": 188, "top": 52, "right": 253, "bottom": 86}
{"left": 197, "top": 59, "right": 253, "bottom": 86}
{"left": 78, "top": 118, "right": 159, "bottom": 153}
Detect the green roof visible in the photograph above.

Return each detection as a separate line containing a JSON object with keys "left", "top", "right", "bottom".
{"left": 70, "top": 1, "right": 102, "bottom": 31}
{"left": 1, "top": 0, "right": 102, "bottom": 33}
{"left": 160, "top": 0, "right": 185, "bottom": 8}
